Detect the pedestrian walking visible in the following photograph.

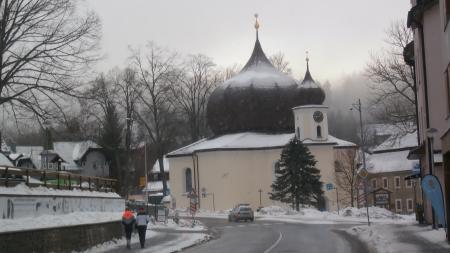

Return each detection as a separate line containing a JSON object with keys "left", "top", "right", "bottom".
{"left": 122, "top": 207, "right": 135, "bottom": 249}
{"left": 136, "top": 207, "right": 150, "bottom": 249}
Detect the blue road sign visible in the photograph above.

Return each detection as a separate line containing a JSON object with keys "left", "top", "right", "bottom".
{"left": 422, "top": 175, "right": 446, "bottom": 228}
{"left": 326, "top": 183, "right": 334, "bottom": 191}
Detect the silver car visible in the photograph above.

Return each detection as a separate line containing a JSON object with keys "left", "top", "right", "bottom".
{"left": 228, "top": 205, "right": 254, "bottom": 222}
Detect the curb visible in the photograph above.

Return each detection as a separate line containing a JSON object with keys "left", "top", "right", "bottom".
{"left": 172, "top": 233, "right": 213, "bottom": 252}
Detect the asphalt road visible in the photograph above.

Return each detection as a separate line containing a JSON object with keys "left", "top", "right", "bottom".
{"left": 184, "top": 218, "right": 368, "bottom": 253}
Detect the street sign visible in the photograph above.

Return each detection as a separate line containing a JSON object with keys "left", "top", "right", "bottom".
{"left": 358, "top": 167, "right": 369, "bottom": 179}
{"left": 326, "top": 183, "right": 334, "bottom": 191}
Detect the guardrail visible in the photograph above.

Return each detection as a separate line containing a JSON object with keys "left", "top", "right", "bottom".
{"left": 0, "top": 165, "right": 118, "bottom": 193}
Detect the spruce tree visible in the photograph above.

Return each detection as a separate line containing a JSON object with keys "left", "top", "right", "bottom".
{"left": 270, "top": 137, "right": 324, "bottom": 211}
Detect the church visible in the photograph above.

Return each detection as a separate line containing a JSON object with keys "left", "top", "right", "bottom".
{"left": 167, "top": 18, "right": 357, "bottom": 212}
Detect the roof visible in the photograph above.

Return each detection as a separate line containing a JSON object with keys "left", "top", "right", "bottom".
{"left": 15, "top": 146, "right": 43, "bottom": 169}
{"left": 152, "top": 156, "right": 169, "bottom": 173}
{"left": 53, "top": 141, "right": 102, "bottom": 171}
{"left": 0, "top": 152, "right": 13, "bottom": 166}
{"left": 372, "top": 131, "right": 418, "bottom": 153}
{"left": 300, "top": 59, "right": 320, "bottom": 88}
{"left": 143, "top": 181, "right": 170, "bottom": 192}
{"left": 167, "top": 132, "right": 356, "bottom": 157}
{"left": 367, "top": 150, "right": 419, "bottom": 174}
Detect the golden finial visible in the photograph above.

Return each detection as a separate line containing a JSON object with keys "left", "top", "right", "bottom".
{"left": 254, "top": 13, "right": 260, "bottom": 30}
{"left": 306, "top": 51, "right": 310, "bottom": 71}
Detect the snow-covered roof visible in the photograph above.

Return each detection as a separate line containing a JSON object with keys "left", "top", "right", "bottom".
{"left": 53, "top": 141, "right": 102, "bottom": 171}
{"left": 144, "top": 181, "right": 170, "bottom": 192}
{"left": 152, "top": 156, "right": 169, "bottom": 173}
{"left": 15, "top": 146, "right": 43, "bottom": 169}
{"left": 367, "top": 150, "right": 419, "bottom": 173}
{"left": 373, "top": 131, "right": 418, "bottom": 153}
{"left": 8, "top": 153, "right": 22, "bottom": 161}
{"left": 167, "top": 132, "right": 356, "bottom": 157}
{"left": 0, "top": 152, "right": 13, "bottom": 166}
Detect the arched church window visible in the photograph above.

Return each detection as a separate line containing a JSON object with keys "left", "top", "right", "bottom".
{"left": 317, "top": 126, "right": 322, "bottom": 138}
{"left": 296, "top": 127, "right": 300, "bottom": 139}
{"left": 185, "top": 168, "right": 192, "bottom": 192}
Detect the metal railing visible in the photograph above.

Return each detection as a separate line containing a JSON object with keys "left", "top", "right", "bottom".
{"left": 0, "top": 165, "right": 118, "bottom": 193}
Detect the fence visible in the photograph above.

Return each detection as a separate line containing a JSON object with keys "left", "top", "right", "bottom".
{"left": 0, "top": 165, "right": 118, "bottom": 193}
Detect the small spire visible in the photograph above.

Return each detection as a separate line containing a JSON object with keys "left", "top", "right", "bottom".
{"left": 306, "top": 50, "right": 309, "bottom": 71}
{"left": 254, "top": 13, "right": 260, "bottom": 39}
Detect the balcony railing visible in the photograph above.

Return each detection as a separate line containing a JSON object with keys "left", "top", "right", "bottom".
{"left": 0, "top": 165, "right": 118, "bottom": 193}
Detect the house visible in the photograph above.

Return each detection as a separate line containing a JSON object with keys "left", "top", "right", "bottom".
{"left": 363, "top": 132, "right": 422, "bottom": 214}
{"left": 406, "top": 0, "right": 450, "bottom": 231}
{"left": 14, "top": 146, "right": 43, "bottom": 169}
{"left": 47, "top": 141, "right": 110, "bottom": 177}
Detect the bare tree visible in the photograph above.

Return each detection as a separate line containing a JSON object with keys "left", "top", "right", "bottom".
{"left": 171, "top": 54, "right": 220, "bottom": 142}
{"left": 0, "top": 0, "right": 100, "bottom": 123}
{"left": 366, "top": 20, "right": 416, "bottom": 134}
{"left": 269, "top": 52, "right": 292, "bottom": 76}
{"left": 335, "top": 149, "right": 359, "bottom": 207}
{"left": 130, "top": 42, "right": 181, "bottom": 196}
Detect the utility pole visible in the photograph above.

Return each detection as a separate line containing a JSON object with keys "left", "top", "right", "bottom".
{"left": 258, "top": 189, "right": 263, "bottom": 209}
{"left": 145, "top": 142, "right": 149, "bottom": 213}
{"left": 352, "top": 98, "right": 370, "bottom": 226}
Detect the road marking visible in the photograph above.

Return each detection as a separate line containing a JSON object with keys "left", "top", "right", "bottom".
{"left": 263, "top": 231, "right": 282, "bottom": 253}
{"left": 223, "top": 225, "right": 233, "bottom": 228}
{"left": 263, "top": 223, "right": 271, "bottom": 226}
{"left": 238, "top": 225, "right": 246, "bottom": 227}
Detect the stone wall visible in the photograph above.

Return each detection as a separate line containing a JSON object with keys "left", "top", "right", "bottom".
{"left": 0, "top": 221, "right": 123, "bottom": 253}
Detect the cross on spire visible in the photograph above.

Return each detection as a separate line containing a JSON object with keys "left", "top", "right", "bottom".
{"left": 254, "top": 13, "right": 260, "bottom": 39}
{"left": 306, "top": 51, "right": 310, "bottom": 71}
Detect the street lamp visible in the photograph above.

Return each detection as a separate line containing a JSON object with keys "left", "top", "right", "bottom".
{"left": 351, "top": 98, "right": 370, "bottom": 226}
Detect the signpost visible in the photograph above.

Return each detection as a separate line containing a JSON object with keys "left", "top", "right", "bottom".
{"left": 188, "top": 189, "right": 198, "bottom": 226}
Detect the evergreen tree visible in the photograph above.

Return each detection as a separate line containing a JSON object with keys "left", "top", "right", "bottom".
{"left": 270, "top": 137, "right": 324, "bottom": 211}
{"left": 98, "top": 101, "right": 124, "bottom": 183}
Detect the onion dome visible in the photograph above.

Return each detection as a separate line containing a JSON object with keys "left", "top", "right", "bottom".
{"left": 206, "top": 17, "right": 325, "bottom": 135}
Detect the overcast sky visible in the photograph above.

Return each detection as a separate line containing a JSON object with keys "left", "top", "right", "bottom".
{"left": 86, "top": 0, "right": 411, "bottom": 84}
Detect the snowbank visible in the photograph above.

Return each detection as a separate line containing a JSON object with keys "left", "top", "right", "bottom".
{"left": 0, "top": 211, "right": 122, "bottom": 232}
{"left": 256, "top": 205, "right": 415, "bottom": 224}
{"left": 0, "top": 183, "right": 121, "bottom": 198}
{"left": 151, "top": 218, "right": 207, "bottom": 232}
{"left": 346, "top": 224, "right": 450, "bottom": 253}
{"left": 79, "top": 231, "right": 210, "bottom": 253}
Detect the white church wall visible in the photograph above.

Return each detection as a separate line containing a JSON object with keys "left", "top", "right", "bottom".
{"left": 169, "top": 144, "right": 342, "bottom": 212}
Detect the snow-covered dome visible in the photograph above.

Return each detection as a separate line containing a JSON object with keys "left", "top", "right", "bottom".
{"left": 207, "top": 34, "right": 325, "bottom": 135}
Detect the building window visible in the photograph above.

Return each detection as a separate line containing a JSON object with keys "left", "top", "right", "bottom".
{"left": 405, "top": 178, "right": 412, "bottom": 188}
{"left": 93, "top": 162, "right": 97, "bottom": 170}
{"left": 395, "top": 199, "right": 402, "bottom": 212}
{"left": 371, "top": 179, "right": 377, "bottom": 189}
{"left": 383, "top": 177, "right": 388, "bottom": 189}
{"left": 394, "top": 176, "right": 400, "bottom": 189}
{"left": 296, "top": 127, "right": 300, "bottom": 139}
{"left": 407, "top": 199, "right": 413, "bottom": 212}
{"left": 185, "top": 168, "right": 192, "bottom": 193}
{"left": 317, "top": 126, "right": 322, "bottom": 138}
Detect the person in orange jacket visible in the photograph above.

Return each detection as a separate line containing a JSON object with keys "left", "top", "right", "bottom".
{"left": 122, "top": 207, "right": 136, "bottom": 249}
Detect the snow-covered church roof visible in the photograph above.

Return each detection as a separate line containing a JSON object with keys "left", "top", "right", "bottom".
{"left": 167, "top": 132, "right": 356, "bottom": 157}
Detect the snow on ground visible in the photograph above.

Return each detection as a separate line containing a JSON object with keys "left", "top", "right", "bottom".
{"left": 180, "top": 205, "right": 415, "bottom": 225}
{"left": 78, "top": 230, "right": 210, "bottom": 253}
{"left": 347, "top": 225, "right": 419, "bottom": 253}
{"left": 0, "top": 183, "right": 121, "bottom": 198}
{"left": 256, "top": 205, "right": 415, "bottom": 225}
{"left": 0, "top": 211, "right": 122, "bottom": 232}
{"left": 151, "top": 218, "right": 207, "bottom": 232}
{"left": 347, "top": 224, "right": 450, "bottom": 253}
